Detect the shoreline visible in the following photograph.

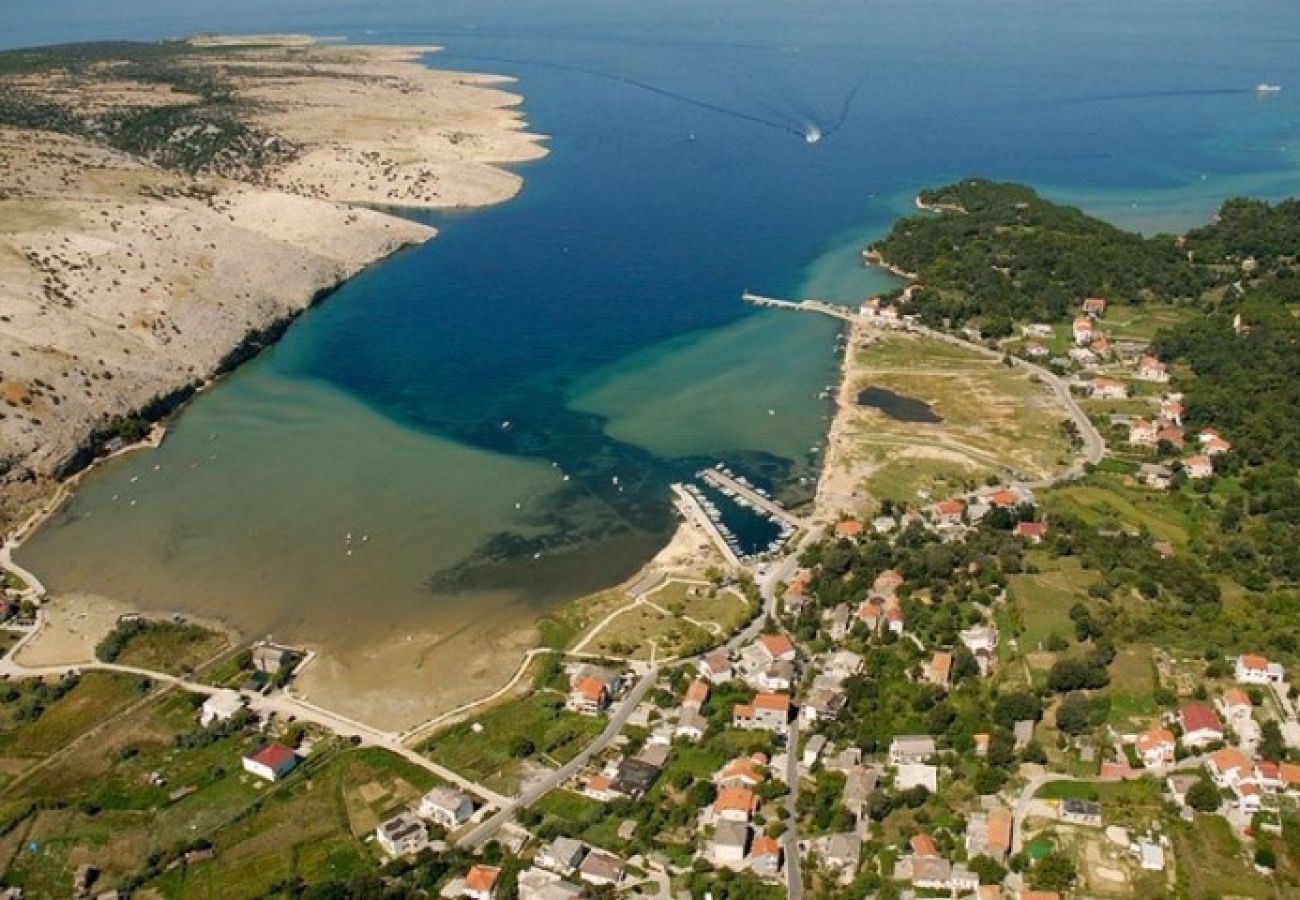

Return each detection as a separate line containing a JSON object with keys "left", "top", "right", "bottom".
{"left": 0, "top": 34, "right": 548, "bottom": 535}
{"left": 0, "top": 34, "right": 549, "bottom": 727}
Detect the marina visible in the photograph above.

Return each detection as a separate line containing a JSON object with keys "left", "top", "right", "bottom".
{"left": 670, "top": 464, "right": 798, "bottom": 567}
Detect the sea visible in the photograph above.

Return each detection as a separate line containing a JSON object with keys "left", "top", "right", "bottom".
{"left": 8, "top": 0, "right": 1300, "bottom": 724}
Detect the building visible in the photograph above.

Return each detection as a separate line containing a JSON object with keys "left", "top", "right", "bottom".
{"left": 889, "top": 735, "right": 937, "bottom": 765}
{"left": 987, "top": 805, "right": 1013, "bottom": 860}
{"left": 841, "top": 766, "right": 878, "bottom": 816}
{"left": 1135, "top": 355, "right": 1170, "bottom": 382}
{"left": 926, "top": 651, "right": 953, "bottom": 687}
{"left": 464, "top": 865, "right": 501, "bottom": 900}
{"left": 932, "top": 498, "right": 966, "bottom": 526}
{"left": 1060, "top": 798, "right": 1102, "bottom": 827}
{"left": 1089, "top": 377, "right": 1128, "bottom": 400}
{"left": 1015, "top": 521, "right": 1048, "bottom": 543}
{"left": 1072, "top": 316, "right": 1094, "bottom": 345}
{"left": 834, "top": 518, "right": 864, "bottom": 539}
{"left": 802, "top": 734, "right": 829, "bottom": 768}
{"left": 1139, "top": 462, "right": 1173, "bottom": 490}
{"left": 1161, "top": 397, "right": 1184, "bottom": 425}
{"left": 960, "top": 625, "right": 998, "bottom": 676}
{"left": 1129, "top": 418, "right": 1158, "bottom": 447}
{"left": 1083, "top": 296, "right": 1107, "bottom": 317}
{"left": 676, "top": 710, "right": 707, "bottom": 742}
{"left": 376, "top": 812, "right": 428, "bottom": 857}
{"left": 1179, "top": 702, "right": 1225, "bottom": 748}
{"left": 711, "top": 820, "right": 750, "bottom": 866}
{"left": 755, "top": 633, "right": 797, "bottom": 665}
{"left": 716, "top": 755, "right": 767, "bottom": 789}
{"left": 714, "top": 786, "right": 760, "bottom": 823}
{"left": 1184, "top": 455, "right": 1214, "bottom": 479}
{"left": 538, "top": 837, "right": 588, "bottom": 873}
{"left": 699, "top": 652, "right": 733, "bottom": 684}
{"left": 611, "top": 757, "right": 660, "bottom": 799}
{"left": 896, "top": 763, "right": 939, "bottom": 792}
{"left": 241, "top": 742, "right": 298, "bottom": 782}
{"left": 517, "top": 867, "right": 586, "bottom": 900}
{"left": 733, "top": 692, "right": 792, "bottom": 732}
{"left": 199, "top": 690, "right": 244, "bottom": 727}
{"left": 1135, "top": 727, "right": 1176, "bottom": 768}
{"left": 567, "top": 677, "right": 609, "bottom": 716}
{"left": 419, "top": 786, "right": 475, "bottom": 829}
{"left": 750, "top": 835, "right": 783, "bottom": 876}
{"left": 874, "top": 569, "right": 905, "bottom": 595}
{"left": 252, "top": 642, "right": 290, "bottom": 675}
{"left": 683, "top": 679, "right": 710, "bottom": 711}
{"left": 1203, "top": 433, "right": 1232, "bottom": 456}
{"left": 577, "top": 851, "right": 623, "bottom": 886}
{"left": 1207, "top": 747, "right": 1254, "bottom": 789}
{"left": 1235, "top": 654, "right": 1285, "bottom": 686}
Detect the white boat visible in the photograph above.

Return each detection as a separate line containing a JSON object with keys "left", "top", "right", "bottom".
{"left": 1256, "top": 83, "right": 1282, "bottom": 93}
{"left": 805, "top": 125, "right": 822, "bottom": 144}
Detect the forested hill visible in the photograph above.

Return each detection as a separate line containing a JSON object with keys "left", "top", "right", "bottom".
{"left": 867, "top": 179, "right": 1300, "bottom": 334}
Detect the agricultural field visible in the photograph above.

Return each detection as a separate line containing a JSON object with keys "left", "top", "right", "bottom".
{"left": 0, "top": 671, "right": 434, "bottom": 898}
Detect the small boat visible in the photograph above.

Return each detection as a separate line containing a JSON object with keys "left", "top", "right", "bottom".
{"left": 1256, "top": 83, "right": 1282, "bottom": 93}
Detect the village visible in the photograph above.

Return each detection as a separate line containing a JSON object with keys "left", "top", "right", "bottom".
{"left": 1, "top": 281, "right": 1297, "bottom": 899}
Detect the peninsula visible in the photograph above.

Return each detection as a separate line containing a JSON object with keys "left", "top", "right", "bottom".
{"left": 0, "top": 36, "right": 546, "bottom": 531}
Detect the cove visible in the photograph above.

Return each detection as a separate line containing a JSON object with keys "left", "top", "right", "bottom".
{"left": 13, "top": 0, "right": 1300, "bottom": 728}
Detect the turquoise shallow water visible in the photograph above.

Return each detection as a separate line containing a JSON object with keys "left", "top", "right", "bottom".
{"left": 11, "top": 0, "right": 1300, "bottom": 718}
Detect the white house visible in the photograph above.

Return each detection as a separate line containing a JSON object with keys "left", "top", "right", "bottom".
{"left": 199, "top": 690, "right": 244, "bottom": 727}
{"left": 1089, "top": 378, "right": 1128, "bottom": 400}
{"left": 1135, "top": 727, "right": 1176, "bottom": 768}
{"left": 1235, "top": 654, "right": 1285, "bottom": 686}
{"left": 419, "top": 786, "right": 475, "bottom": 829}
{"left": 889, "top": 735, "right": 936, "bottom": 765}
{"left": 376, "top": 812, "right": 428, "bottom": 857}
{"left": 241, "top": 742, "right": 298, "bottom": 782}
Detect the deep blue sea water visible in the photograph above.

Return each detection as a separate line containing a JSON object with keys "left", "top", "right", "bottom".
{"left": 12, "top": 0, "right": 1300, "bottom": 719}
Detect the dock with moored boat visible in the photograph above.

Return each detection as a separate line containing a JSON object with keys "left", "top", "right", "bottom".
{"left": 699, "top": 466, "right": 802, "bottom": 529}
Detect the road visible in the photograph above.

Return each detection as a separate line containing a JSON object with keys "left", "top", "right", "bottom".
{"left": 458, "top": 665, "right": 660, "bottom": 850}
{"left": 892, "top": 322, "right": 1105, "bottom": 479}
{"left": 783, "top": 718, "right": 804, "bottom": 900}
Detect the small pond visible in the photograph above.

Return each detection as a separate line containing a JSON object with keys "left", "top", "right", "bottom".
{"left": 857, "top": 386, "right": 943, "bottom": 423}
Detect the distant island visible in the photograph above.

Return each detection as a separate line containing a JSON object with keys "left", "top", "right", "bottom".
{"left": 0, "top": 36, "right": 546, "bottom": 532}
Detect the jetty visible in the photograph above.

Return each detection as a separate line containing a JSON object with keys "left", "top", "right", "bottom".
{"left": 743, "top": 291, "right": 856, "bottom": 323}
{"left": 671, "top": 484, "right": 741, "bottom": 567}
{"left": 700, "top": 466, "right": 802, "bottom": 529}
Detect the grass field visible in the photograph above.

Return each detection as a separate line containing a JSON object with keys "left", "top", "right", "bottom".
{"left": 862, "top": 452, "right": 992, "bottom": 507}
{"left": 1106, "top": 644, "right": 1160, "bottom": 730}
{"left": 421, "top": 693, "right": 604, "bottom": 794}
{"left": 0, "top": 671, "right": 149, "bottom": 762}
{"left": 1171, "top": 814, "right": 1276, "bottom": 899}
{"left": 1046, "top": 478, "right": 1192, "bottom": 546}
{"left": 112, "top": 622, "right": 230, "bottom": 676}
{"left": 648, "top": 581, "right": 751, "bottom": 634}
{"left": 1007, "top": 556, "right": 1097, "bottom": 653}
{"left": 850, "top": 333, "right": 1073, "bottom": 491}
{"left": 585, "top": 603, "right": 714, "bottom": 661}
{"left": 536, "top": 587, "right": 627, "bottom": 651}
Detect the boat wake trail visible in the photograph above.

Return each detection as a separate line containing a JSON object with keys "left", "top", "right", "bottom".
{"left": 434, "top": 51, "right": 808, "bottom": 140}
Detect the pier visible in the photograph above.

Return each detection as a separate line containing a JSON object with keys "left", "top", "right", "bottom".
{"left": 671, "top": 484, "right": 741, "bottom": 567}
{"left": 700, "top": 466, "right": 803, "bottom": 529}
{"left": 742, "top": 291, "right": 856, "bottom": 323}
